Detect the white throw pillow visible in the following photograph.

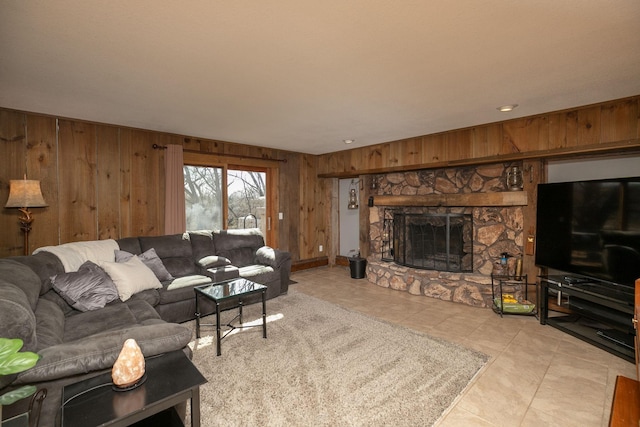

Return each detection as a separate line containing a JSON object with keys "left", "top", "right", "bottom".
{"left": 100, "top": 255, "right": 162, "bottom": 301}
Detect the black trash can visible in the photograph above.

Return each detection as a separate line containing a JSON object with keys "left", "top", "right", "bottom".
{"left": 349, "top": 257, "right": 367, "bottom": 279}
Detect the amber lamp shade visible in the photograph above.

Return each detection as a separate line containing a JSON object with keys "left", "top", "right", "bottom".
{"left": 5, "top": 179, "right": 48, "bottom": 255}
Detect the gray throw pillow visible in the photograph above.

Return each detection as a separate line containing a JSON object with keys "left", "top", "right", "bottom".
{"left": 115, "top": 248, "right": 174, "bottom": 282}
{"left": 51, "top": 261, "right": 119, "bottom": 312}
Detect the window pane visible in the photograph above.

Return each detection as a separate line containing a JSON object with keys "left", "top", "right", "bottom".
{"left": 184, "top": 166, "right": 223, "bottom": 231}
{"left": 227, "top": 169, "right": 266, "bottom": 236}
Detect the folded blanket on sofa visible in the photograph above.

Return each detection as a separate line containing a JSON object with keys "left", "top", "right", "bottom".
{"left": 33, "top": 239, "right": 119, "bottom": 272}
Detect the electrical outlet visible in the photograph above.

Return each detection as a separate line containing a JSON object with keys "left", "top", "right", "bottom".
{"left": 319, "top": 245, "right": 323, "bottom": 252}
{"left": 278, "top": 212, "right": 284, "bottom": 220}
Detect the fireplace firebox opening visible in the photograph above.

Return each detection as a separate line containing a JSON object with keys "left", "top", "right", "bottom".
{"left": 393, "top": 212, "right": 473, "bottom": 273}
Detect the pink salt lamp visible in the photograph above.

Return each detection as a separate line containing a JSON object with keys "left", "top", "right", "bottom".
{"left": 112, "top": 338, "right": 146, "bottom": 388}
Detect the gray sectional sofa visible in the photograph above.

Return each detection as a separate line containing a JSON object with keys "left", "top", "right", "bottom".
{"left": 0, "top": 228, "right": 291, "bottom": 426}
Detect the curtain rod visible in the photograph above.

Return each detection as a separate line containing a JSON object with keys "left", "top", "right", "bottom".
{"left": 152, "top": 144, "right": 287, "bottom": 163}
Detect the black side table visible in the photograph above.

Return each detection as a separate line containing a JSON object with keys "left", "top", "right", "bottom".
{"left": 61, "top": 350, "right": 206, "bottom": 427}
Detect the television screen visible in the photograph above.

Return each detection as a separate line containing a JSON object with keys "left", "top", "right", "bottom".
{"left": 535, "top": 177, "right": 640, "bottom": 287}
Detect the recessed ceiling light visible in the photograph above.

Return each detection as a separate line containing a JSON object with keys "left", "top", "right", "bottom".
{"left": 497, "top": 104, "right": 518, "bottom": 112}
{"left": 343, "top": 139, "right": 355, "bottom": 144}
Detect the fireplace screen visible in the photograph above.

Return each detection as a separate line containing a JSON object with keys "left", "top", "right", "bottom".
{"left": 394, "top": 213, "right": 472, "bottom": 272}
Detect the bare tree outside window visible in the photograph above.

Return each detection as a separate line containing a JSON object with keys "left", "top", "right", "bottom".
{"left": 184, "top": 166, "right": 223, "bottom": 230}
{"left": 227, "top": 169, "right": 266, "bottom": 235}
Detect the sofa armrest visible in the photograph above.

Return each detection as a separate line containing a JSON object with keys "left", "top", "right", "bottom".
{"left": 16, "top": 323, "right": 192, "bottom": 384}
{"left": 255, "top": 246, "right": 291, "bottom": 269}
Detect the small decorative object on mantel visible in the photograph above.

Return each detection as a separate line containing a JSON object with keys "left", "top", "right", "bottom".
{"left": 506, "top": 166, "right": 524, "bottom": 191}
{"left": 112, "top": 339, "right": 146, "bottom": 391}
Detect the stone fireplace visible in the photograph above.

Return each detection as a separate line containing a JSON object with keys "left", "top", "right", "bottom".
{"left": 367, "top": 163, "right": 525, "bottom": 308}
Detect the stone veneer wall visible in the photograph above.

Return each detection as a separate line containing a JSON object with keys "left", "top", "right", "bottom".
{"left": 367, "top": 162, "right": 525, "bottom": 307}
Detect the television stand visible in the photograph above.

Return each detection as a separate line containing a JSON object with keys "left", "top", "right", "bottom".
{"left": 539, "top": 275, "right": 635, "bottom": 363}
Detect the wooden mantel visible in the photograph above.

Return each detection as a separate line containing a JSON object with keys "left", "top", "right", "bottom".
{"left": 371, "top": 191, "right": 528, "bottom": 207}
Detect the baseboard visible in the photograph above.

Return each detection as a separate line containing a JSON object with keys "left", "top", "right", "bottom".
{"left": 335, "top": 256, "right": 349, "bottom": 266}
{"left": 291, "top": 257, "right": 329, "bottom": 272}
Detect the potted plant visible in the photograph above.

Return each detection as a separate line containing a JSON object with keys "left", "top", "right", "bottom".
{"left": 0, "top": 338, "right": 40, "bottom": 421}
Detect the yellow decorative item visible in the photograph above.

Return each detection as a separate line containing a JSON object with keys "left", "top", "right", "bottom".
{"left": 501, "top": 294, "right": 518, "bottom": 304}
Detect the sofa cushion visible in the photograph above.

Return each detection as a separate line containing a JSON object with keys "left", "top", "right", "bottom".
{"left": 128, "top": 289, "right": 161, "bottom": 308}
{"left": 34, "top": 298, "right": 65, "bottom": 351}
{"left": 0, "top": 280, "right": 37, "bottom": 351}
{"left": 12, "top": 252, "right": 65, "bottom": 295}
{"left": 50, "top": 261, "right": 119, "bottom": 312}
{"left": 238, "top": 265, "right": 278, "bottom": 284}
{"left": 139, "top": 234, "right": 197, "bottom": 277}
{"left": 115, "top": 248, "right": 174, "bottom": 282}
{"left": 159, "top": 275, "right": 213, "bottom": 305}
{"left": 0, "top": 259, "right": 42, "bottom": 311}
{"left": 99, "top": 256, "right": 162, "bottom": 302}
{"left": 213, "top": 229, "right": 265, "bottom": 267}
{"left": 188, "top": 231, "right": 216, "bottom": 261}
{"left": 63, "top": 302, "right": 138, "bottom": 343}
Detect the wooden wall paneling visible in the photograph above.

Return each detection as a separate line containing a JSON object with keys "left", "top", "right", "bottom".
{"left": 577, "top": 106, "right": 601, "bottom": 146}
{"left": 422, "top": 133, "right": 448, "bottom": 164}
{"left": 470, "top": 126, "right": 489, "bottom": 159}
{"left": 600, "top": 99, "right": 639, "bottom": 143}
{"left": 349, "top": 146, "right": 368, "bottom": 173}
{"left": 358, "top": 175, "right": 371, "bottom": 258}
{"left": 57, "top": 120, "right": 97, "bottom": 243}
{"left": 278, "top": 152, "right": 300, "bottom": 258}
{"left": 0, "top": 111, "right": 26, "bottom": 257}
{"left": 548, "top": 110, "right": 579, "bottom": 149}
{"left": 388, "top": 137, "right": 421, "bottom": 168}
{"left": 521, "top": 159, "right": 542, "bottom": 281}
{"left": 328, "top": 177, "right": 339, "bottom": 265}
{"left": 502, "top": 116, "right": 549, "bottom": 154}
{"left": 299, "top": 154, "right": 321, "bottom": 259}
{"left": 96, "top": 125, "right": 121, "bottom": 240}
{"left": 182, "top": 137, "right": 203, "bottom": 152}
{"left": 365, "top": 144, "right": 385, "bottom": 170}
{"left": 446, "top": 129, "right": 473, "bottom": 161}
{"left": 25, "top": 114, "right": 58, "bottom": 251}
{"left": 128, "top": 130, "right": 163, "bottom": 236}
{"left": 119, "top": 129, "right": 133, "bottom": 237}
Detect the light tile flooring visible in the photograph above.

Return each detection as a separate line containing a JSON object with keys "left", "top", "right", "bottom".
{"left": 290, "top": 266, "right": 637, "bottom": 427}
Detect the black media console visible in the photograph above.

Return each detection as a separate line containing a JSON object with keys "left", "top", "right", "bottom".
{"left": 539, "top": 275, "right": 635, "bottom": 362}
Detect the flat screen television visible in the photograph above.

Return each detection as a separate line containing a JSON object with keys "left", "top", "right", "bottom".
{"left": 535, "top": 176, "right": 640, "bottom": 289}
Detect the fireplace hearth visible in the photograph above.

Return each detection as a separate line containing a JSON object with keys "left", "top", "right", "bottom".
{"left": 394, "top": 212, "right": 472, "bottom": 273}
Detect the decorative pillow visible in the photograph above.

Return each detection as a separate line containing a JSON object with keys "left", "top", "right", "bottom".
{"left": 51, "top": 261, "right": 119, "bottom": 312}
{"left": 100, "top": 256, "right": 163, "bottom": 302}
{"left": 115, "top": 248, "right": 174, "bottom": 282}
{"left": 197, "top": 255, "right": 232, "bottom": 269}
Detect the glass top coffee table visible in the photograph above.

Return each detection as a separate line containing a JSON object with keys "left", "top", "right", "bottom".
{"left": 194, "top": 278, "right": 267, "bottom": 356}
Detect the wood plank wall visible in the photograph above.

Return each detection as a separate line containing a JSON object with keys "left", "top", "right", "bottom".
{"left": 1, "top": 95, "right": 639, "bottom": 263}
{"left": 0, "top": 110, "right": 321, "bottom": 261}
{"left": 317, "top": 96, "right": 640, "bottom": 176}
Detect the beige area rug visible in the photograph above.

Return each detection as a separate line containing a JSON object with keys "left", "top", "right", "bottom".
{"left": 187, "top": 290, "right": 488, "bottom": 426}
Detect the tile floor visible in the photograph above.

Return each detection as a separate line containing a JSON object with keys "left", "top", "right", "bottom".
{"left": 290, "top": 266, "right": 637, "bottom": 427}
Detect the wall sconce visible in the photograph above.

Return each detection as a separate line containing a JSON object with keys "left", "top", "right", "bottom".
{"left": 347, "top": 179, "right": 359, "bottom": 209}
{"left": 4, "top": 177, "right": 48, "bottom": 255}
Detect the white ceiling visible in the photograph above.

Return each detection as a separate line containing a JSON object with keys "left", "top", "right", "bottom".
{"left": 2, "top": 1, "right": 640, "bottom": 155}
